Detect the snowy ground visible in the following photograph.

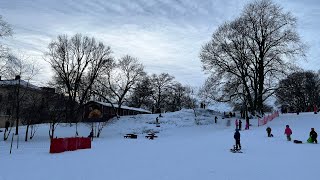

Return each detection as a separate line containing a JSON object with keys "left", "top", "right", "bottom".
{"left": 0, "top": 109, "right": 319, "bottom": 180}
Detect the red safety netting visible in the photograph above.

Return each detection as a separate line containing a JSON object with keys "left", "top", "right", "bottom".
{"left": 258, "top": 111, "right": 279, "bottom": 127}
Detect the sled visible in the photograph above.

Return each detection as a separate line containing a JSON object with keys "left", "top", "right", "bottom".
{"left": 307, "top": 137, "right": 313, "bottom": 143}
{"left": 293, "top": 140, "right": 303, "bottom": 144}
{"left": 230, "top": 149, "right": 243, "bottom": 153}
{"left": 230, "top": 145, "right": 243, "bottom": 153}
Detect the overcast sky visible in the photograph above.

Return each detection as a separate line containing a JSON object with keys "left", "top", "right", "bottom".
{"left": 0, "top": 0, "right": 319, "bottom": 87}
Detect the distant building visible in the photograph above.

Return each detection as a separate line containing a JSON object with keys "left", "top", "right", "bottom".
{"left": 0, "top": 75, "right": 56, "bottom": 128}
{"left": 83, "top": 101, "right": 152, "bottom": 122}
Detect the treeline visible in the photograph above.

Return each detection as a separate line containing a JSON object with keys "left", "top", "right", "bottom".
{"left": 198, "top": 0, "right": 307, "bottom": 119}
{"left": 275, "top": 71, "right": 320, "bottom": 113}
{"left": 0, "top": 16, "right": 196, "bottom": 141}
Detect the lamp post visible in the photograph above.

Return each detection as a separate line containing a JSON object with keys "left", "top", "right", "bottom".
{"left": 15, "top": 75, "right": 21, "bottom": 135}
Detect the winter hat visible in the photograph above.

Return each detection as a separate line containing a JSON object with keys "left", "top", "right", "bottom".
{"left": 286, "top": 125, "right": 289, "bottom": 128}
{"left": 235, "top": 129, "right": 239, "bottom": 132}
{"left": 311, "top": 128, "right": 315, "bottom": 131}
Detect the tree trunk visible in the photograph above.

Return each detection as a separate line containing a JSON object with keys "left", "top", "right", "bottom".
{"left": 49, "top": 123, "right": 55, "bottom": 139}
{"left": 75, "top": 123, "right": 78, "bottom": 136}
{"left": 4, "top": 129, "right": 8, "bottom": 141}
{"left": 30, "top": 125, "right": 34, "bottom": 139}
{"left": 25, "top": 123, "right": 29, "bottom": 141}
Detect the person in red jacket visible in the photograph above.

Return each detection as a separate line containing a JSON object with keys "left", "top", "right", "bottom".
{"left": 284, "top": 125, "right": 292, "bottom": 141}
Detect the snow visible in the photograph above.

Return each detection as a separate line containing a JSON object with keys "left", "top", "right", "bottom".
{"left": 94, "top": 101, "right": 152, "bottom": 113}
{"left": 0, "top": 109, "right": 319, "bottom": 180}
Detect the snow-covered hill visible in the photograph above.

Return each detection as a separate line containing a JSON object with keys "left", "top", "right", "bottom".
{"left": 0, "top": 109, "right": 319, "bottom": 180}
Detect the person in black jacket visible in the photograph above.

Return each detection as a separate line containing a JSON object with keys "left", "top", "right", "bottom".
{"left": 238, "top": 120, "right": 242, "bottom": 130}
{"left": 234, "top": 129, "right": 241, "bottom": 150}
{"left": 310, "top": 128, "right": 318, "bottom": 144}
{"left": 266, "top": 127, "right": 273, "bottom": 137}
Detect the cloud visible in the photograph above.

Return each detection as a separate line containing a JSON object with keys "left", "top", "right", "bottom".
{"left": 0, "top": 0, "right": 319, "bottom": 86}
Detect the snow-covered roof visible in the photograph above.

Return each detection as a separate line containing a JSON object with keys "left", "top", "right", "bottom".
{"left": 0, "top": 79, "right": 41, "bottom": 90}
{"left": 92, "top": 101, "right": 152, "bottom": 114}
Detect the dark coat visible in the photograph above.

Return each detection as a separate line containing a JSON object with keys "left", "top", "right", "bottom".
{"left": 310, "top": 130, "right": 318, "bottom": 139}
{"left": 234, "top": 131, "right": 240, "bottom": 140}
{"left": 266, "top": 127, "right": 271, "bottom": 133}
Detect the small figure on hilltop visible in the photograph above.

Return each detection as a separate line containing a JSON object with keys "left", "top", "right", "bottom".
{"left": 284, "top": 125, "right": 292, "bottom": 141}
{"left": 238, "top": 119, "right": 242, "bottom": 130}
{"left": 308, "top": 128, "right": 318, "bottom": 144}
{"left": 266, "top": 127, "right": 273, "bottom": 137}
{"left": 234, "top": 129, "right": 241, "bottom": 150}
{"left": 214, "top": 116, "right": 218, "bottom": 124}
{"left": 235, "top": 119, "right": 239, "bottom": 130}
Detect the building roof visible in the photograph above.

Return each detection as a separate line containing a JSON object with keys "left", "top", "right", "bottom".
{"left": 0, "top": 79, "right": 41, "bottom": 90}
{"left": 92, "top": 101, "right": 152, "bottom": 114}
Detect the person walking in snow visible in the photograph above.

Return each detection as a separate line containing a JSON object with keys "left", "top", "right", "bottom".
{"left": 266, "top": 127, "right": 273, "bottom": 137}
{"left": 234, "top": 129, "right": 241, "bottom": 150}
{"left": 284, "top": 125, "right": 292, "bottom": 141}
{"left": 238, "top": 119, "right": 242, "bottom": 130}
{"left": 214, "top": 116, "right": 218, "bottom": 124}
{"left": 235, "top": 119, "right": 239, "bottom": 130}
{"left": 309, "top": 128, "right": 318, "bottom": 144}
{"left": 245, "top": 116, "right": 250, "bottom": 130}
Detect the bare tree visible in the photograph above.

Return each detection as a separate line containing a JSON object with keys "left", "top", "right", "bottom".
{"left": 46, "top": 34, "right": 113, "bottom": 127}
{"left": 41, "top": 92, "right": 66, "bottom": 139}
{"left": 20, "top": 91, "right": 43, "bottom": 141}
{"left": 5, "top": 54, "right": 39, "bottom": 135}
{"left": 200, "top": 0, "right": 305, "bottom": 114}
{"left": 165, "top": 82, "right": 194, "bottom": 112}
{"left": 89, "top": 55, "right": 144, "bottom": 138}
{"left": 4, "top": 53, "right": 38, "bottom": 80}
{"left": 0, "top": 15, "right": 13, "bottom": 75}
{"left": 150, "top": 73, "right": 174, "bottom": 113}
{"left": 98, "top": 55, "right": 145, "bottom": 111}
{"left": 127, "top": 75, "right": 154, "bottom": 109}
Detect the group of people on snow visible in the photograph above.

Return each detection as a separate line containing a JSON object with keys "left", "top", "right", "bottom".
{"left": 232, "top": 123, "right": 318, "bottom": 151}
{"left": 234, "top": 119, "right": 251, "bottom": 131}
{"left": 283, "top": 125, "right": 317, "bottom": 144}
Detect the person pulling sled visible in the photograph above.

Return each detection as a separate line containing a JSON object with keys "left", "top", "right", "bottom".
{"left": 231, "top": 129, "right": 242, "bottom": 153}
{"left": 284, "top": 125, "right": 292, "bottom": 141}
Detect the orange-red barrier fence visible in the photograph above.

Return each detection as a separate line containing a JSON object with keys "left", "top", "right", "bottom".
{"left": 50, "top": 137, "right": 91, "bottom": 153}
{"left": 258, "top": 111, "right": 279, "bottom": 127}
